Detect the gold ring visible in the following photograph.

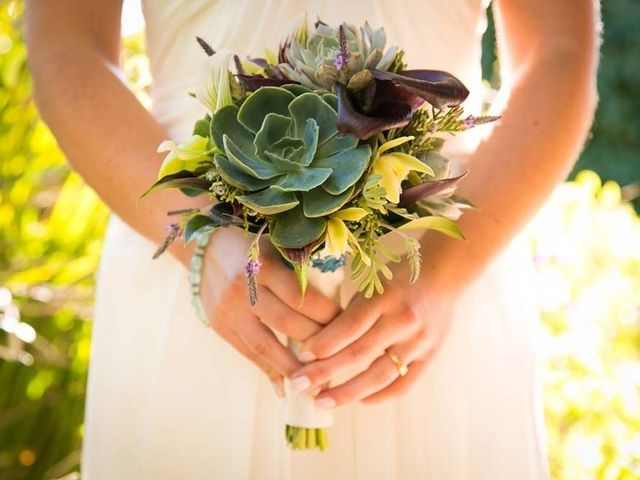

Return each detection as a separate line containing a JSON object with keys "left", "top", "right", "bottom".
{"left": 385, "top": 350, "right": 409, "bottom": 377}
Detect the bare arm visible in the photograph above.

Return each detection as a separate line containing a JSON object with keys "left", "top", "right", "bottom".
{"left": 290, "top": 0, "right": 600, "bottom": 406}
{"left": 26, "top": 1, "right": 345, "bottom": 394}
{"left": 25, "top": 0, "right": 204, "bottom": 266}
{"left": 417, "top": 0, "right": 600, "bottom": 287}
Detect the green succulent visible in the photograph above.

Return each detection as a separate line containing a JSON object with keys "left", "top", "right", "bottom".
{"left": 278, "top": 21, "right": 398, "bottom": 91}
{"left": 211, "top": 85, "right": 372, "bottom": 249}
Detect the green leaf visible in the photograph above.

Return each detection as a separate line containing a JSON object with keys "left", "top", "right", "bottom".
{"left": 253, "top": 113, "right": 292, "bottom": 156}
{"left": 270, "top": 206, "right": 326, "bottom": 248}
{"left": 273, "top": 242, "right": 318, "bottom": 298}
{"left": 208, "top": 203, "right": 246, "bottom": 226}
{"left": 211, "top": 105, "right": 254, "bottom": 152}
{"left": 236, "top": 188, "right": 300, "bottom": 215}
{"left": 397, "top": 216, "right": 466, "bottom": 239}
{"left": 184, "top": 215, "right": 217, "bottom": 243}
{"left": 268, "top": 137, "right": 306, "bottom": 165}
{"left": 272, "top": 167, "right": 333, "bottom": 192}
{"left": 322, "top": 93, "right": 338, "bottom": 110}
{"left": 282, "top": 84, "right": 312, "bottom": 96}
{"left": 302, "top": 118, "right": 319, "bottom": 166}
{"left": 140, "top": 171, "right": 211, "bottom": 199}
{"left": 237, "top": 86, "right": 296, "bottom": 133}
{"left": 315, "top": 133, "right": 359, "bottom": 158}
{"left": 416, "top": 195, "right": 467, "bottom": 220}
{"left": 223, "top": 135, "right": 281, "bottom": 179}
{"left": 288, "top": 92, "right": 338, "bottom": 144}
{"left": 193, "top": 115, "right": 212, "bottom": 138}
{"left": 263, "top": 150, "right": 302, "bottom": 172}
{"left": 315, "top": 145, "right": 372, "bottom": 195}
{"left": 302, "top": 185, "right": 354, "bottom": 217}
{"left": 420, "top": 150, "right": 451, "bottom": 180}
{"left": 214, "top": 154, "right": 271, "bottom": 190}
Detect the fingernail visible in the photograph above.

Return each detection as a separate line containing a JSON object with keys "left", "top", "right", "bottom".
{"left": 289, "top": 375, "right": 311, "bottom": 394}
{"left": 315, "top": 397, "right": 336, "bottom": 409}
{"left": 271, "top": 379, "right": 284, "bottom": 398}
{"left": 297, "top": 351, "right": 316, "bottom": 362}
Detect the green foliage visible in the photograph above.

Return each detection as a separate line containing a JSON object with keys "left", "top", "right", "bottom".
{"left": 212, "top": 86, "right": 372, "bottom": 248}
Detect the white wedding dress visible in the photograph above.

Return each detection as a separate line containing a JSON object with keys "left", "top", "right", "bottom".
{"left": 81, "top": 1, "right": 550, "bottom": 478}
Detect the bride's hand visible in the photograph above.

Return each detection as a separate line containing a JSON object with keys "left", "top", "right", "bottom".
{"left": 287, "top": 265, "right": 461, "bottom": 407}
{"left": 198, "top": 229, "right": 341, "bottom": 397}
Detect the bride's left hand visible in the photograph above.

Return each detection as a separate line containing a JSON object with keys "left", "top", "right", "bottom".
{"left": 288, "top": 267, "right": 463, "bottom": 407}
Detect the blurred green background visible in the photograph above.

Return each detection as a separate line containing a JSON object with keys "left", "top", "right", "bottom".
{"left": 0, "top": 1, "right": 639, "bottom": 479}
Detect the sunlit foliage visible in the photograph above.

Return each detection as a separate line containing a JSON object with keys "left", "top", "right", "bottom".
{"left": 0, "top": 3, "right": 147, "bottom": 478}
{"left": 526, "top": 171, "right": 640, "bottom": 479}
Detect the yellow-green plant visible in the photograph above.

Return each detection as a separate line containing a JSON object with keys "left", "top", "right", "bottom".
{"left": 526, "top": 170, "right": 640, "bottom": 479}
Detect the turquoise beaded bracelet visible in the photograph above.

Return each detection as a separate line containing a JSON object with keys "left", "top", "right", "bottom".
{"left": 189, "top": 232, "right": 213, "bottom": 326}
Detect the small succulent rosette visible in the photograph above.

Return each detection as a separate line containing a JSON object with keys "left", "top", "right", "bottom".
{"left": 143, "top": 15, "right": 498, "bottom": 451}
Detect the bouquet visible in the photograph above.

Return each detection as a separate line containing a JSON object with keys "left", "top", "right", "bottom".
{"left": 143, "top": 16, "right": 497, "bottom": 451}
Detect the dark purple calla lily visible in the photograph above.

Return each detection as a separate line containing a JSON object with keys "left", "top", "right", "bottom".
{"left": 246, "top": 57, "right": 269, "bottom": 69}
{"left": 335, "top": 82, "right": 416, "bottom": 140}
{"left": 336, "top": 69, "right": 469, "bottom": 139}
{"left": 236, "top": 74, "right": 297, "bottom": 90}
{"left": 371, "top": 69, "right": 469, "bottom": 109}
{"left": 398, "top": 170, "right": 469, "bottom": 207}
{"left": 365, "top": 79, "right": 425, "bottom": 118}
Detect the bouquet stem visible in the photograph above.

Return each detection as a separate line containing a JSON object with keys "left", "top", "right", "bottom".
{"left": 284, "top": 338, "right": 334, "bottom": 451}
{"left": 285, "top": 425, "right": 328, "bottom": 451}
{"left": 283, "top": 254, "right": 345, "bottom": 451}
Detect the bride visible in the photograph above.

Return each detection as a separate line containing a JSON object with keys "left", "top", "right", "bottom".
{"left": 26, "top": 0, "right": 598, "bottom": 478}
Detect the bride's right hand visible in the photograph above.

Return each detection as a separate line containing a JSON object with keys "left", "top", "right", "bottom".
{"left": 197, "top": 228, "right": 341, "bottom": 397}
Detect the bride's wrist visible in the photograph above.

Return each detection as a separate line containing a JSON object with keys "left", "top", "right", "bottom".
{"left": 168, "top": 240, "right": 197, "bottom": 269}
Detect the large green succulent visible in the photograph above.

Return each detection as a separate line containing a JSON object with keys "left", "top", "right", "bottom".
{"left": 278, "top": 21, "right": 398, "bottom": 91}
{"left": 211, "top": 85, "right": 372, "bottom": 249}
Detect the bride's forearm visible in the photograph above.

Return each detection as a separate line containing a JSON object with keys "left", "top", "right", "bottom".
{"left": 26, "top": 3, "right": 205, "bottom": 267}
{"left": 416, "top": 0, "right": 600, "bottom": 291}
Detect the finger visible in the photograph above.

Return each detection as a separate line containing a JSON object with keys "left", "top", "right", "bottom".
{"left": 361, "top": 359, "right": 428, "bottom": 404}
{"left": 215, "top": 324, "right": 284, "bottom": 398}
{"left": 313, "top": 339, "right": 423, "bottom": 409}
{"left": 259, "top": 251, "right": 341, "bottom": 324}
{"left": 299, "top": 296, "right": 383, "bottom": 360}
{"left": 234, "top": 312, "right": 303, "bottom": 378}
{"left": 290, "top": 310, "right": 419, "bottom": 392}
{"left": 362, "top": 336, "right": 441, "bottom": 404}
{"left": 251, "top": 285, "right": 322, "bottom": 341}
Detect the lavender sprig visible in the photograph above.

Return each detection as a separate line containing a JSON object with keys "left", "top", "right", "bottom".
{"left": 153, "top": 222, "right": 183, "bottom": 259}
{"left": 245, "top": 256, "right": 261, "bottom": 306}
{"left": 335, "top": 24, "right": 349, "bottom": 72}
{"left": 462, "top": 114, "right": 501, "bottom": 129}
{"left": 244, "top": 223, "right": 268, "bottom": 306}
